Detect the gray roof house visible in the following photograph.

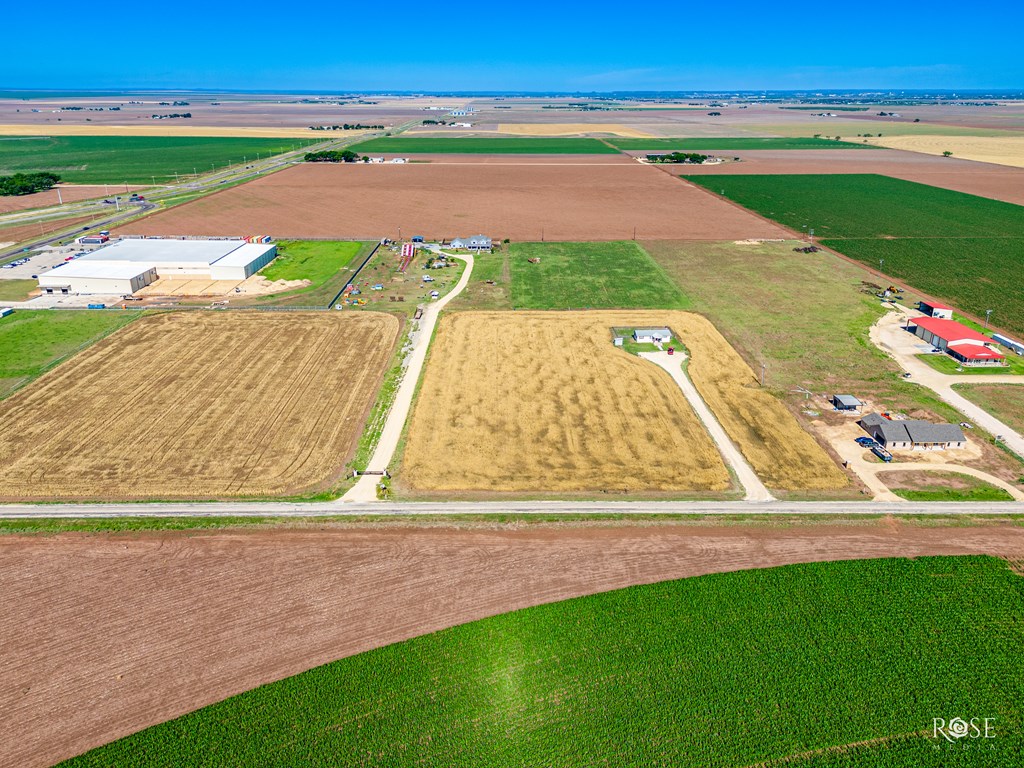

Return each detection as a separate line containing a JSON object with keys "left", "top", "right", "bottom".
{"left": 858, "top": 413, "right": 966, "bottom": 450}
{"left": 450, "top": 235, "right": 492, "bottom": 251}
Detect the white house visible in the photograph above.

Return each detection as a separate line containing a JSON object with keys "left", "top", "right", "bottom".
{"left": 450, "top": 235, "right": 492, "bottom": 251}
{"left": 633, "top": 327, "right": 672, "bottom": 344}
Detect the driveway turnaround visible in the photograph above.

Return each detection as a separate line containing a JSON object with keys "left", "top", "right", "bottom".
{"left": 640, "top": 350, "right": 774, "bottom": 501}
{"left": 343, "top": 250, "right": 474, "bottom": 502}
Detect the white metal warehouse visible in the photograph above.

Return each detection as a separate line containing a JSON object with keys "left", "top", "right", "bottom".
{"left": 36, "top": 238, "right": 278, "bottom": 295}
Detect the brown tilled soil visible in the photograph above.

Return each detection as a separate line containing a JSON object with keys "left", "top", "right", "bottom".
{"left": 116, "top": 162, "right": 786, "bottom": 242}
{"left": 0, "top": 215, "right": 94, "bottom": 245}
{"left": 3, "top": 521, "right": 1024, "bottom": 768}
{"left": 659, "top": 149, "right": 1024, "bottom": 205}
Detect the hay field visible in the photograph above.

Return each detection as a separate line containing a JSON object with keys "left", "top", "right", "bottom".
{"left": 674, "top": 312, "right": 847, "bottom": 491}
{"left": 402, "top": 311, "right": 844, "bottom": 494}
{"left": 861, "top": 134, "right": 1024, "bottom": 168}
{"left": 0, "top": 123, "right": 329, "bottom": 139}
{"left": 498, "top": 123, "right": 652, "bottom": 137}
{"left": 402, "top": 312, "right": 730, "bottom": 494}
{"left": 0, "top": 311, "right": 398, "bottom": 500}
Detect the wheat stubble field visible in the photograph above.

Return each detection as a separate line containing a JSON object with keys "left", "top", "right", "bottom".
{"left": 402, "top": 311, "right": 846, "bottom": 495}
{"left": 402, "top": 311, "right": 730, "bottom": 494}
{"left": 0, "top": 311, "right": 399, "bottom": 500}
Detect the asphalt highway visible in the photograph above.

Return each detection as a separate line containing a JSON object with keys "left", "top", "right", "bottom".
{"left": 0, "top": 499, "right": 1021, "bottom": 518}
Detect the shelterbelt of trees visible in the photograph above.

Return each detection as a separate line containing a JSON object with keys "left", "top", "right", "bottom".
{"left": 0, "top": 171, "right": 61, "bottom": 196}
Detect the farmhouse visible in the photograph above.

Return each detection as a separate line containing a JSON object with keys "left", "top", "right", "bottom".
{"left": 450, "top": 235, "right": 492, "bottom": 251}
{"left": 908, "top": 316, "right": 1005, "bottom": 366}
{"left": 918, "top": 300, "right": 953, "bottom": 319}
{"left": 858, "top": 413, "right": 966, "bottom": 451}
{"left": 633, "top": 327, "right": 672, "bottom": 344}
{"left": 37, "top": 238, "right": 277, "bottom": 295}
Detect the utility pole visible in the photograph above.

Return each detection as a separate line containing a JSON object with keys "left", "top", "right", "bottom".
{"left": 56, "top": 187, "right": 63, "bottom": 204}
{"left": 632, "top": 225, "right": 636, "bottom": 241}
{"left": 174, "top": 171, "right": 179, "bottom": 184}
{"left": 985, "top": 309, "right": 993, "bottom": 329}
{"left": 879, "top": 259, "right": 884, "bottom": 272}
{"left": 760, "top": 362, "right": 766, "bottom": 387}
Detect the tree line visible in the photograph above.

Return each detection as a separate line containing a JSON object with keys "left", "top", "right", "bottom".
{"left": 305, "top": 150, "right": 362, "bottom": 163}
{"left": 645, "top": 152, "right": 709, "bottom": 164}
{"left": 309, "top": 124, "right": 384, "bottom": 131}
{"left": 0, "top": 171, "right": 61, "bottom": 196}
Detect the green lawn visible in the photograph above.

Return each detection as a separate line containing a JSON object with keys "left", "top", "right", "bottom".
{"left": 0, "top": 309, "right": 141, "bottom": 398}
{"left": 348, "top": 137, "right": 619, "bottom": 154}
{"left": 0, "top": 136, "right": 306, "bottom": 184}
{"left": 954, "top": 384, "right": 1024, "bottom": 435}
{"left": 507, "top": 241, "right": 689, "bottom": 310}
{"left": 60, "top": 556, "right": 1024, "bottom": 767}
{"left": 916, "top": 352, "right": 1024, "bottom": 376}
{"left": 683, "top": 174, "right": 1024, "bottom": 336}
{"left": 884, "top": 470, "right": 1014, "bottom": 501}
{"left": 248, "top": 241, "right": 374, "bottom": 308}
{"left": 0, "top": 279, "right": 36, "bottom": 301}
{"left": 260, "top": 240, "right": 363, "bottom": 284}
{"left": 611, "top": 137, "right": 874, "bottom": 150}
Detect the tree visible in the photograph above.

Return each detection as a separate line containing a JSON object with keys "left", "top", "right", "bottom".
{"left": 942, "top": 150, "right": 953, "bottom": 157}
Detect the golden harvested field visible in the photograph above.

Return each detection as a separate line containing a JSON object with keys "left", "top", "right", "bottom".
{"left": 498, "top": 123, "right": 652, "bottom": 137}
{"left": 403, "top": 311, "right": 845, "bottom": 494}
{"left": 0, "top": 123, "right": 330, "bottom": 139}
{"left": 402, "top": 312, "right": 730, "bottom": 494}
{"left": 674, "top": 312, "right": 848, "bottom": 491}
{"left": 0, "top": 311, "right": 399, "bottom": 500}
{"left": 861, "top": 134, "right": 1024, "bottom": 168}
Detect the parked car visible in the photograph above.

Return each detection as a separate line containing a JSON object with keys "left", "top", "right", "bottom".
{"left": 855, "top": 437, "right": 877, "bottom": 447}
{"left": 959, "top": 422, "right": 974, "bottom": 430}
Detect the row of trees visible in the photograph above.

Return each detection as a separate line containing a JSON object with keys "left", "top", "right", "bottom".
{"left": 646, "top": 152, "right": 709, "bottom": 165}
{"left": 0, "top": 172, "right": 60, "bottom": 196}
{"left": 304, "top": 150, "right": 361, "bottom": 163}
{"left": 309, "top": 124, "right": 384, "bottom": 131}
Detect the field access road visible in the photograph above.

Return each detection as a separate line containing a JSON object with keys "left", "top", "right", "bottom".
{"left": 871, "top": 308, "right": 1024, "bottom": 458}
{"left": 343, "top": 248, "right": 475, "bottom": 502}
{"left": 0, "top": 499, "right": 1023, "bottom": 518}
{"left": 640, "top": 351, "right": 773, "bottom": 502}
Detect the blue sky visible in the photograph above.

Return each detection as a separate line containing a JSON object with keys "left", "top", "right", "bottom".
{"left": 6, "top": 1, "right": 1021, "bottom": 91}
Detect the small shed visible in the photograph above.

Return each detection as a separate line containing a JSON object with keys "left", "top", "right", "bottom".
{"left": 633, "top": 327, "right": 672, "bottom": 344}
{"left": 613, "top": 336, "right": 624, "bottom": 347}
{"left": 831, "top": 394, "right": 863, "bottom": 412}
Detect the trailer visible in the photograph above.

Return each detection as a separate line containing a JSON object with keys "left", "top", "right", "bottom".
{"left": 993, "top": 333, "right": 1024, "bottom": 356}
{"left": 871, "top": 446, "right": 893, "bottom": 463}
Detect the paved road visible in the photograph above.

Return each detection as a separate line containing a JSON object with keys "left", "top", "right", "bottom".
{"left": 871, "top": 308, "right": 1024, "bottom": 458}
{"left": 0, "top": 499, "right": 1021, "bottom": 518}
{"left": 640, "top": 350, "right": 773, "bottom": 501}
{"left": 343, "top": 249, "right": 475, "bottom": 501}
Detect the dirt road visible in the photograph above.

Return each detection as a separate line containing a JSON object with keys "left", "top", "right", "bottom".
{"left": 344, "top": 249, "right": 474, "bottom": 501}
{"left": 4, "top": 521, "right": 1024, "bottom": 768}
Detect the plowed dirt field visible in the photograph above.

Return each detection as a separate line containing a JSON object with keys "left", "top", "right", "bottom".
{"left": 117, "top": 162, "right": 786, "bottom": 241}
{"left": 3, "top": 521, "right": 1023, "bottom": 768}
{"left": 0, "top": 311, "right": 399, "bottom": 500}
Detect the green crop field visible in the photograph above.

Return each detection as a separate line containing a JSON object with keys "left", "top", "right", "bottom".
{"left": 0, "top": 136, "right": 305, "bottom": 184}
{"left": 508, "top": 241, "right": 689, "bottom": 309}
{"left": 610, "top": 137, "right": 874, "bottom": 150}
{"left": 684, "top": 174, "right": 1024, "bottom": 336}
{"left": 348, "top": 137, "right": 620, "bottom": 154}
{"left": 0, "top": 309, "right": 140, "bottom": 398}
{"left": 61, "top": 556, "right": 1024, "bottom": 766}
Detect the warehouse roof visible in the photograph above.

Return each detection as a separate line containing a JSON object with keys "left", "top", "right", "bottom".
{"left": 910, "top": 316, "right": 991, "bottom": 344}
{"left": 81, "top": 238, "right": 248, "bottom": 264}
{"left": 209, "top": 242, "right": 276, "bottom": 267}
{"left": 39, "top": 260, "right": 154, "bottom": 280}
